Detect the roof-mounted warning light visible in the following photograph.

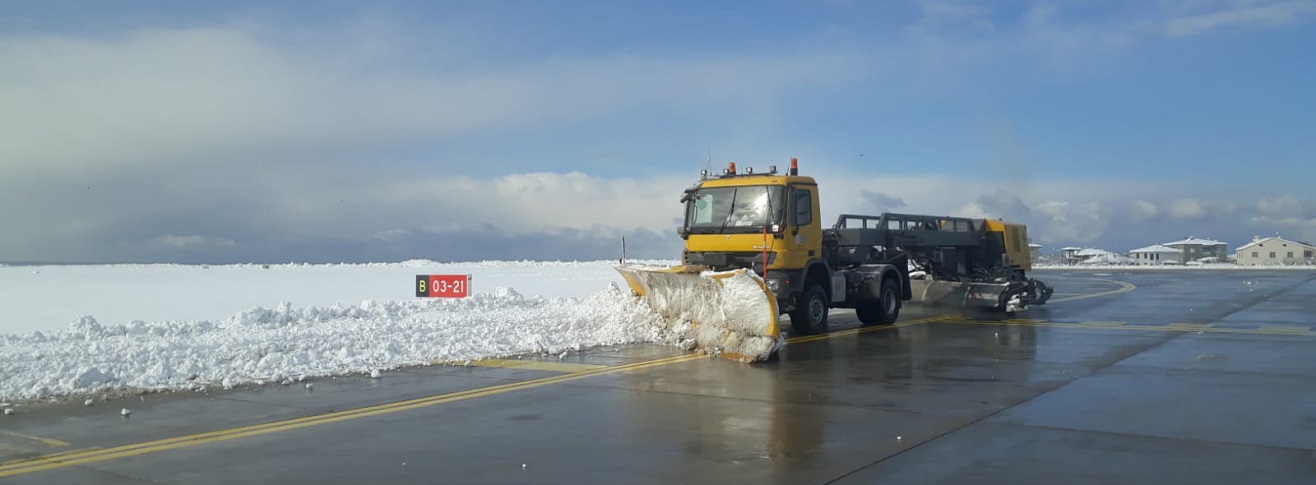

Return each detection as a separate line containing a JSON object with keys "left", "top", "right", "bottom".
{"left": 789, "top": 157, "right": 798, "bottom": 176}
{"left": 768, "top": 165, "right": 777, "bottom": 174}
{"left": 726, "top": 162, "right": 737, "bottom": 175}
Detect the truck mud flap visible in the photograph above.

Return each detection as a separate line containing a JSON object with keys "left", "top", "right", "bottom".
{"left": 614, "top": 265, "right": 782, "bottom": 363}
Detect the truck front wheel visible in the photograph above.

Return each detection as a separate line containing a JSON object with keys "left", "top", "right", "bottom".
{"left": 857, "top": 278, "right": 901, "bottom": 326}
{"left": 789, "top": 285, "right": 829, "bottom": 335}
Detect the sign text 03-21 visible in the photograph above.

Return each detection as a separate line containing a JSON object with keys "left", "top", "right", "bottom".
{"left": 415, "top": 274, "right": 470, "bottom": 298}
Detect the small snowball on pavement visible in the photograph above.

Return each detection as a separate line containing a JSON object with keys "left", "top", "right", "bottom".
{"left": 464, "top": 359, "right": 473, "bottom": 367}
{"left": 370, "top": 369, "right": 381, "bottom": 379}
{"left": 522, "top": 463, "right": 527, "bottom": 470}
{"left": 84, "top": 399, "right": 95, "bottom": 407}
{"left": 120, "top": 408, "right": 131, "bottom": 417}
{"left": 304, "top": 382, "right": 314, "bottom": 391}
{"left": 4, "top": 408, "right": 14, "bottom": 416}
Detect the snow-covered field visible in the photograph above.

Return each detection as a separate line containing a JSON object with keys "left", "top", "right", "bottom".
{"left": 0, "top": 260, "right": 677, "bottom": 403}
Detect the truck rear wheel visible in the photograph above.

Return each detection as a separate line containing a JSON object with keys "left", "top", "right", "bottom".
{"left": 789, "top": 285, "right": 829, "bottom": 335}
{"left": 857, "top": 278, "right": 900, "bottom": 326}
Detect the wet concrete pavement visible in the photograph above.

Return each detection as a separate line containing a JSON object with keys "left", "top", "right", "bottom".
{"left": 3, "top": 270, "right": 1315, "bottom": 484}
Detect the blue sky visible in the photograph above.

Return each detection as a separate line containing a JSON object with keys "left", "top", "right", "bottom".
{"left": 2, "top": 0, "right": 1315, "bottom": 263}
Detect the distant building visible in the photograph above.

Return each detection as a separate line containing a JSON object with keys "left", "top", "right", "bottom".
{"left": 1129, "top": 244, "right": 1183, "bottom": 265}
{"left": 1059, "top": 247, "right": 1083, "bottom": 265}
{"left": 1163, "top": 236, "right": 1228, "bottom": 263}
{"left": 1075, "top": 248, "right": 1131, "bottom": 265}
{"left": 1236, "top": 236, "right": 1316, "bottom": 265}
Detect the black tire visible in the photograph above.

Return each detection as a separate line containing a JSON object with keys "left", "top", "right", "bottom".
{"left": 857, "top": 277, "right": 901, "bottom": 326}
{"left": 789, "top": 285, "right": 829, "bottom": 335}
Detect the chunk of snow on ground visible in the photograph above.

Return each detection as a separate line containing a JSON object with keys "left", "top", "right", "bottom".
{"left": 0, "top": 261, "right": 689, "bottom": 402}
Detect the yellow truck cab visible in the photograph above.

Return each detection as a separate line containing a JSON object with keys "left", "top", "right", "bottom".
{"left": 678, "top": 159, "right": 908, "bottom": 335}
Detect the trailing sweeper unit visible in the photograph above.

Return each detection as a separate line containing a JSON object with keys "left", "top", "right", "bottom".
{"left": 616, "top": 158, "right": 1052, "bottom": 362}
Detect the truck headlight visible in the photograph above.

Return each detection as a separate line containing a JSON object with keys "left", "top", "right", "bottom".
{"left": 765, "top": 277, "right": 782, "bottom": 294}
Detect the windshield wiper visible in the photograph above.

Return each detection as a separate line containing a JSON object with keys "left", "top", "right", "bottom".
{"left": 717, "top": 188, "right": 738, "bottom": 234}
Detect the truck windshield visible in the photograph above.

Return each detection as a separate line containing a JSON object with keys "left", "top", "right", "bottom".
{"left": 684, "top": 185, "right": 785, "bottom": 234}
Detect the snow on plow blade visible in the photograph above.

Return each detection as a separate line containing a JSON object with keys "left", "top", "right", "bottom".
{"left": 614, "top": 265, "right": 782, "bottom": 363}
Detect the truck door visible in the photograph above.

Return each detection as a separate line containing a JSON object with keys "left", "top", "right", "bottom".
{"left": 785, "top": 184, "right": 823, "bottom": 266}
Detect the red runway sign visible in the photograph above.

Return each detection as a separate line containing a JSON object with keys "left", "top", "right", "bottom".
{"left": 415, "top": 274, "right": 470, "bottom": 298}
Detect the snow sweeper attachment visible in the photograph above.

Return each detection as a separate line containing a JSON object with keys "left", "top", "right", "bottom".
{"left": 614, "top": 265, "right": 783, "bottom": 363}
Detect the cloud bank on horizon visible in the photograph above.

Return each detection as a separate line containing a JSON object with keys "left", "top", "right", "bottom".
{"left": 3, "top": 0, "right": 1315, "bottom": 263}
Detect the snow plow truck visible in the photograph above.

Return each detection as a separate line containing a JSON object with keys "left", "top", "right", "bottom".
{"left": 615, "top": 158, "right": 1052, "bottom": 363}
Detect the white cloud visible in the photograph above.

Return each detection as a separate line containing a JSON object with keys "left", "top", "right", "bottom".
{"left": 920, "top": 0, "right": 994, "bottom": 27}
{"left": 1256, "top": 194, "right": 1305, "bottom": 216}
{"left": 1035, "top": 201, "right": 1069, "bottom": 222}
{"left": 954, "top": 201, "right": 994, "bottom": 219}
{"left": 150, "top": 235, "right": 237, "bottom": 249}
{"left": 859, "top": 190, "right": 907, "bottom": 213}
{"left": 1168, "top": 198, "right": 1208, "bottom": 219}
{"left": 1164, "top": 1, "right": 1316, "bottom": 36}
{"left": 0, "top": 26, "right": 855, "bottom": 175}
{"left": 1129, "top": 199, "right": 1160, "bottom": 221}
{"left": 1248, "top": 215, "right": 1316, "bottom": 244}
{"left": 1034, "top": 200, "right": 1109, "bottom": 243}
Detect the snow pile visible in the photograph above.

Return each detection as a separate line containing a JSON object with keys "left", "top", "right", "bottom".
{"left": 615, "top": 267, "right": 782, "bottom": 362}
{"left": 1, "top": 260, "right": 651, "bottom": 335}
{"left": 0, "top": 284, "right": 673, "bottom": 402}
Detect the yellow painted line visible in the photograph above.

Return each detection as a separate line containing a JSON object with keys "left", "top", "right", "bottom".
{"left": 468, "top": 359, "right": 610, "bottom": 373}
{"left": 956, "top": 320, "right": 1316, "bottom": 337}
{"left": 1002, "top": 318, "right": 1044, "bottom": 324}
{"left": 784, "top": 314, "right": 958, "bottom": 345}
{"left": 1, "top": 447, "right": 100, "bottom": 466}
{"left": 1048, "top": 279, "right": 1137, "bottom": 304}
{"left": 0, "top": 353, "right": 704, "bottom": 478}
{"left": 0, "top": 430, "right": 69, "bottom": 448}
{"left": 1077, "top": 321, "right": 1128, "bottom": 327}
{"left": 1246, "top": 328, "right": 1316, "bottom": 336}
{"left": 1256, "top": 325, "right": 1311, "bottom": 333}
{"left": 0, "top": 312, "right": 955, "bottom": 478}
{"left": 0, "top": 311, "right": 979, "bottom": 478}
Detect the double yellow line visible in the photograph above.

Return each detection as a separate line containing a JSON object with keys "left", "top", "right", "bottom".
{"left": 0, "top": 353, "right": 703, "bottom": 478}
{"left": 1048, "top": 279, "right": 1137, "bottom": 303}
{"left": 0, "top": 316, "right": 950, "bottom": 478}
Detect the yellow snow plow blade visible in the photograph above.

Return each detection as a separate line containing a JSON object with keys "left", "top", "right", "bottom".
{"left": 614, "top": 265, "right": 782, "bottom": 363}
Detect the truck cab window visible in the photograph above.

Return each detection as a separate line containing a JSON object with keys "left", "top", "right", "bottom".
{"left": 792, "top": 188, "right": 812, "bottom": 226}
